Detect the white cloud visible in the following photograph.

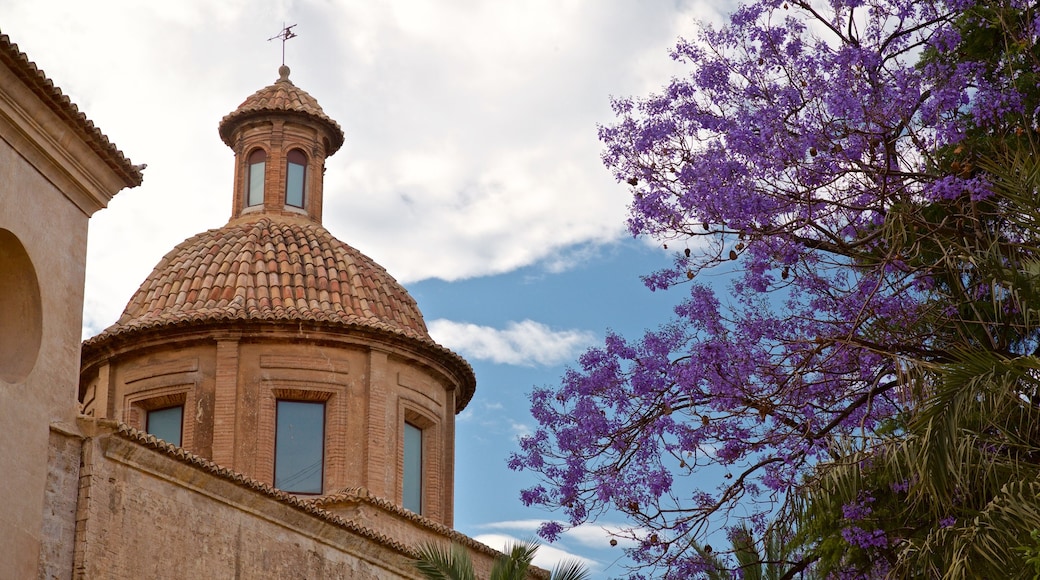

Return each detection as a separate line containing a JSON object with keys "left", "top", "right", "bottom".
{"left": 478, "top": 519, "right": 545, "bottom": 532}
{"left": 564, "top": 523, "right": 640, "bottom": 550}
{"left": 427, "top": 319, "right": 596, "bottom": 367}
{"left": 478, "top": 519, "right": 638, "bottom": 550}
{"left": 472, "top": 533, "right": 597, "bottom": 574}
{"left": 0, "top": 0, "right": 724, "bottom": 335}
{"left": 509, "top": 421, "right": 532, "bottom": 439}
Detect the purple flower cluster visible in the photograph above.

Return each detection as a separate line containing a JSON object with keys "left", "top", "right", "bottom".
{"left": 510, "top": 0, "right": 1034, "bottom": 575}
{"left": 841, "top": 526, "right": 888, "bottom": 550}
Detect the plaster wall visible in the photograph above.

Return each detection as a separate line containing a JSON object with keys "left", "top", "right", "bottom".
{"left": 0, "top": 109, "right": 91, "bottom": 579}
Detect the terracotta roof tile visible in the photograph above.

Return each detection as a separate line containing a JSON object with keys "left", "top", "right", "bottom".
{"left": 91, "top": 216, "right": 434, "bottom": 344}
{"left": 218, "top": 67, "right": 344, "bottom": 155}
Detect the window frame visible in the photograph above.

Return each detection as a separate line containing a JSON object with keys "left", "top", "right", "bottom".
{"left": 126, "top": 386, "right": 191, "bottom": 448}
{"left": 402, "top": 421, "right": 423, "bottom": 513}
{"left": 285, "top": 148, "right": 307, "bottom": 209}
{"left": 400, "top": 406, "right": 437, "bottom": 516}
{"left": 246, "top": 148, "right": 267, "bottom": 207}
{"left": 145, "top": 405, "right": 184, "bottom": 446}
{"left": 273, "top": 398, "right": 327, "bottom": 494}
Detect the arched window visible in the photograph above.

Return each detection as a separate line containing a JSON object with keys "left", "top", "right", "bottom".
{"left": 247, "top": 149, "right": 266, "bottom": 207}
{"left": 285, "top": 149, "right": 307, "bottom": 208}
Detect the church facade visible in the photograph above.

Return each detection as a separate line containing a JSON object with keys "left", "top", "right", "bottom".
{"left": 0, "top": 32, "right": 540, "bottom": 579}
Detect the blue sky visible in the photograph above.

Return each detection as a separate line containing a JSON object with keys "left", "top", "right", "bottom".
{"left": 1, "top": 0, "right": 736, "bottom": 575}
{"left": 416, "top": 240, "right": 687, "bottom": 574}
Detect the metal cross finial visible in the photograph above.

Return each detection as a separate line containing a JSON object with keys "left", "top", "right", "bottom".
{"left": 268, "top": 23, "right": 298, "bottom": 66}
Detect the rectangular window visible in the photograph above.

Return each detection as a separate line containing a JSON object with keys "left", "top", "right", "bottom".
{"left": 285, "top": 162, "right": 305, "bottom": 208}
{"left": 247, "top": 161, "right": 265, "bottom": 206}
{"left": 403, "top": 422, "right": 423, "bottom": 513}
{"left": 274, "top": 400, "right": 325, "bottom": 493}
{"left": 146, "top": 406, "right": 183, "bottom": 446}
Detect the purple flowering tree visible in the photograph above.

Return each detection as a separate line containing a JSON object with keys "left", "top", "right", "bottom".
{"left": 510, "top": 0, "right": 1040, "bottom": 576}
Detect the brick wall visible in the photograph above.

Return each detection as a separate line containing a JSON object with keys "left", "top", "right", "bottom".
{"left": 49, "top": 419, "right": 546, "bottom": 580}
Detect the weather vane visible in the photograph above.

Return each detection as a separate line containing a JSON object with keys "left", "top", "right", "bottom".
{"left": 268, "top": 23, "right": 298, "bottom": 66}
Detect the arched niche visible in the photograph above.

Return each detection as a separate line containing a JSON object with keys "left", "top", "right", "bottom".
{"left": 0, "top": 228, "right": 43, "bottom": 383}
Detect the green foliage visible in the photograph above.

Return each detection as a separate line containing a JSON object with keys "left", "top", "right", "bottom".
{"left": 1014, "top": 529, "right": 1040, "bottom": 578}
{"left": 799, "top": 134, "right": 1040, "bottom": 577}
{"left": 690, "top": 523, "right": 819, "bottom": 580}
{"left": 413, "top": 538, "right": 590, "bottom": 580}
{"left": 414, "top": 542, "right": 477, "bottom": 580}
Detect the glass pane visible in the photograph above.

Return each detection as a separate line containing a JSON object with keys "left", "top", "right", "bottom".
{"left": 275, "top": 401, "right": 324, "bottom": 493}
{"left": 286, "top": 162, "right": 305, "bottom": 208}
{"left": 403, "top": 422, "right": 422, "bottom": 513}
{"left": 248, "top": 161, "right": 265, "bottom": 206}
{"left": 147, "top": 406, "right": 183, "bottom": 446}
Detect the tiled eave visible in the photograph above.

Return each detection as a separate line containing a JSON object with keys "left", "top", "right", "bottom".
{"left": 101, "top": 422, "right": 548, "bottom": 578}
{"left": 307, "top": 488, "right": 525, "bottom": 566}
{"left": 110, "top": 421, "right": 416, "bottom": 555}
{"left": 0, "top": 32, "right": 142, "bottom": 189}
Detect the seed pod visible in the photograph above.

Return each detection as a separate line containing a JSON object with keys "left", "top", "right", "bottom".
{"left": 684, "top": 247, "right": 691, "bottom": 257}
{"left": 729, "top": 249, "right": 738, "bottom": 260}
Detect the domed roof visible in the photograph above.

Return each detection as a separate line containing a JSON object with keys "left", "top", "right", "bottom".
{"left": 87, "top": 215, "right": 431, "bottom": 345}
{"left": 218, "top": 65, "right": 344, "bottom": 155}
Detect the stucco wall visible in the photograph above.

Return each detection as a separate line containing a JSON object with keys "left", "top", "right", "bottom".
{"left": 0, "top": 90, "right": 90, "bottom": 580}
{"left": 0, "top": 37, "right": 137, "bottom": 578}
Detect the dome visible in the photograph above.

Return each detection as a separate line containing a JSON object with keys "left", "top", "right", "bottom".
{"left": 80, "top": 66, "right": 476, "bottom": 521}
{"left": 218, "top": 65, "right": 344, "bottom": 155}
{"left": 87, "top": 215, "right": 431, "bottom": 345}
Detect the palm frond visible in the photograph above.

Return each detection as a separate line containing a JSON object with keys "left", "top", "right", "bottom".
{"left": 490, "top": 538, "right": 538, "bottom": 580}
{"left": 549, "top": 559, "right": 592, "bottom": 580}
{"left": 413, "top": 541, "right": 477, "bottom": 580}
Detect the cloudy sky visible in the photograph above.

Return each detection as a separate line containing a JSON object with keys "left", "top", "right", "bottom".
{"left": 3, "top": 0, "right": 731, "bottom": 574}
